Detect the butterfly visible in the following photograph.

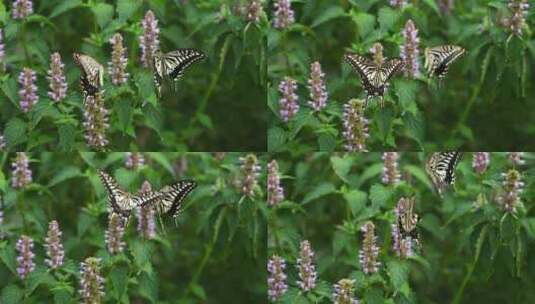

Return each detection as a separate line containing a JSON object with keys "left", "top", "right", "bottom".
{"left": 424, "top": 45, "right": 466, "bottom": 79}
{"left": 425, "top": 152, "right": 463, "bottom": 196}
{"left": 344, "top": 53, "right": 404, "bottom": 107}
{"left": 73, "top": 53, "right": 104, "bottom": 99}
{"left": 152, "top": 48, "right": 205, "bottom": 97}
{"left": 152, "top": 180, "right": 197, "bottom": 218}
{"left": 397, "top": 197, "right": 420, "bottom": 242}
{"left": 98, "top": 170, "right": 164, "bottom": 218}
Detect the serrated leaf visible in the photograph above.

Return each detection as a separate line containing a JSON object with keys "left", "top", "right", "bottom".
{"left": 311, "top": 6, "right": 346, "bottom": 28}
{"left": 48, "top": 166, "right": 83, "bottom": 187}
{"left": 58, "top": 124, "right": 76, "bottom": 151}
{"left": 352, "top": 12, "right": 375, "bottom": 38}
{"left": 343, "top": 190, "right": 367, "bottom": 216}
{"left": 268, "top": 126, "right": 287, "bottom": 152}
{"left": 91, "top": 3, "right": 114, "bottom": 29}
{"left": 49, "top": 0, "right": 83, "bottom": 18}
{"left": 387, "top": 260, "right": 410, "bottom": 290}
{"left": 135, "top": 70, "right": 156, "bottom": 100}
{"left": 1, "top": 285, "right": 23, "bottom": 304}
{"left": 317, "top": 133, "right": 336, "bottom": 151}
{"left": 404, "top": 164, "right": 433, "bottom": 190}
{"left": 330, "top": 155, "right": 352, "bottom": 183}
{"left": 110, "top": 265, "right": 129, "bottom": 299}
{"left": 117, "top": 0, "right": 142, "bottom": 22}
{"left": 402, "top": 111, "right": 424, "bottom": 147}
{"left": 302, "top": 183, "right": 336, "bottom": 205}
{"left": 4, "top": 117, "right": 27, "bottom": 148}
{"left": 378, "top": 7, "right": 399, "bottom": 31}
{"left": 369, "top": 184, "right": 392, "bottom": 207}
{"left": 114, "top": 99, "right": 133, "bottom": 132}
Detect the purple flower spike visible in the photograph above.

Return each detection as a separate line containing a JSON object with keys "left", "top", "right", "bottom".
{"left": 247, "top": 0, "right": 264, "bottom": 23}
{"left": 16, "top": 235, "right": 35, "bottom": 279}
{"left": 45, "top": 220, "right": 65, "bottom": 269}
{"left": 140, "top": 10, "right": 160, "bottom": 68}
{"left": 342, "top": 99, "right": 369, "bottom": 152}
{"left": 307, "top": 61, "right": 328, "bottom": 112}
{"left": 105, "top": 213, "right": 125, "bottom": 255}
{"left": 18, "top": 68, "right": 38, "bottom": 113}
{"left": 137, "top": 181, "right": 156, "bottom": 239}
{"left": 400, "top": 19, "right": 420, "bottom": 78}
{"left": 79, "top": 257, "right": 104, "bottom": 304}
{"left": 47, "top": 52, "right": 68, "bottom": 102}
{"left": 125, "top": 152, "right": 145, "bottom": 170}
{"left": 278, "top": 77, "right": 299, "bottom": 123}
{"left": 472, "top": 152, "right": 490, "bottom": 174}
{"left": 83, "top": 92, "right": 109, "bottom": 149}
{"left": 297, "top": 240, "right": 317, "bottom": 292}
{"left": 504, "top": 0, "right": 530, "bottom": 36}
{"left": 333, "top": 278, "right": 359, "bottom": 304}
{"left": 268, "top": 255, "right": 288, "bottom": 301}
{"left": 507, "top": 152, "right": 525, "bottom": 166}
{"left": 0, "top": 29, "right": 5, "bottom": 70}
{"left": 109, "top": 33, "right": 129, "bottom": 85}
{"left": 12, "top": 0, "right": 33, "bottom": 19}
{"left": 359, "top": 221, "right": 380, "bottom": 274}
{"left": 390, "top": 0, "right": 407, "bottom": 8}
{"left": 273, "top": 0, "right": 295, "bottom": 29}
{"left": 267, "top": 160, "right": 284, "bottom": 206}
{"left": 382, "top": 152, "right": 401, "bottom": 185}
{"left": 11, "top": 152, "right": 32, "bottom": 189}
{"left": 498, "top": 169, "right": 524, "bottom": 213}
{"left": 238, "top": 154, "right": 261, "bottom": 197}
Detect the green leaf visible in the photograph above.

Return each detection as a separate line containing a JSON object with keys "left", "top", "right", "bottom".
{"left": 421, "top": 0, "right": 440, "bottom": 14}
{"left": 114, "top": 99, "right": 133, "bottom": 132}
{"left": 91, "top": 3, "right": 114, "bottom": 29}
{"left": 387, "top": 260, "right": 410, "bottom": 290}
{"left": 343, "top": 190, "right": 367, "bottom": 216}
{"left": 117, "top": 0, "right": 142, "bottom": 22}
{"left": 57, "top": 124, "right": 76, "bottom": 151}
{"left": 190, "top": 283, "right": 207, "bottom": 300}
{"left": 317, "top": 133, "right": 336, "bottom": 151}
{"left": 146, "top": 153, "right": 175, "bottom": 176}
{"left": 404, "top": 165, "right": 433, "bottom": 190}
{"left": 352, "top": 12, "right": 375, "bottom": 38}
{"left": 0, "top": 244, "right": 17, "bottom": 275}
{"left": 143, "top": 104, "right": 163, "bottom": 137}
{"left": 138, "top": 271, "right": 158, "bottom": 302}
{"left": 1, "top": 285, "right": 23, "bottom": 304}
{"left": 4, "top": 117, "right": 27, "bottom": 148}
{"left": 49, "top": 0, "right": 83, "bottom": 18}
{"left": 268, "top": 126, "right": 287, "bottom": 152}
{"left": 1, "top": 77, "right": 18, "bottom": 106}
{"left": 376, "top": 107, "right": 393, "bottom": 142}
{"left": 311, "top": 7, "right": 346, "bottom": 28}
{"left": 48, "top": 166, "right": 83, "bottom": 187}
{"left": 395, "top": 79, "right": 419, "bottom": 113}
{"left": 134, "top": 70, "right": 156, "bottom": 100}
{"left": 302, "top": 183, "right": 336, "bottom": 205}
{"left": 27, "top": 267, "right": 56, "bottom": 294}
{"left": 330, "top": 155, "right": 352, "bottom": 183}
{"left": 369, "top": 184, "right": 392, "bottom": 207}
{"left": 378, "top": 7, "right": 399, "bottom": 32}
{"left": 110, "top": 265, "right": 129, "bottom": 299}
{"left": 402, "top": 111, "right": 425, "bottom": 147}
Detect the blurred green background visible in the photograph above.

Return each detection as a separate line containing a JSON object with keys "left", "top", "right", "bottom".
{"left": 268, "top": 152, "right": 535, "bottom": 303}
{"left": 0, "top": 152, "right": 266, "bottom": 303}
{"left": 0, "top": 0, "right": 267, "bottom": 151}
{"left": 268, "top": 0, "right": 535, "bottom": 151}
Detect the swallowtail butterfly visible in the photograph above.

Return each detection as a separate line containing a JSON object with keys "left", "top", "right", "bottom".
{"left": 424, "top": 45, "right": 465, "bottom": 79}
{"left": 344, "top": 53, "right": 403, "bottom": 107}
{"left": 152, "top": 180, "right": 197, "bottom": 218}
{"left": 73, "top": 53, "right": 104, "bottom": 99}
{"left": 425, "top": 152, "right": 463, "bottom": 196}
{"left": 397, "top": 197, "right": 420, "bottom": 243}
{"left": 152, "top": 48, "right": 205, "bottom": 97}
{"left": 98, "top": 170, "right": 164, "bottom": 218}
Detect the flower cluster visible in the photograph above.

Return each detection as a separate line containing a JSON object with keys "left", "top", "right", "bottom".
{"left": 83, "top": 92, "right": 109, "bottom": 149}
{"left": 503, "top": 0, "right": 530, "bottom": 36}
{"left": 507, "top": 152, "right": 525, "bottom": 166}
{"left": 333, "top": 279, "right": 359, "bottom": 304}
{"left": 267, "top": 160, "right": 284, "bottom": 206}
{"left": 389, "top": 0, "right": 407, "bottom": 8}
{"left": 11, "top": 152, "right": 32, "bottom": 189}
{"left": 382, "top": 152, "right": 401, "bottom": 185}
{"left": 45, "top": 220, "right": 65, "bottom": 269}
{"left": 438, "top": 0, "right": 454, "bottom": 14}
{"left": 16, "top": 235, "right": 35, "bottom": 279}
{"left": 18, "top": 68, "right": 39, "bottom": 113}
{"left": 307, "top": 61, "right": 328, "bottom": 112}
{"left": 238, "top": 154, "right": 261, "bottom": 197}
{"left": 268, "top": 255, "right": 288, "bottom": 301}
{"left": 369, "top": 42, "right": 384, "bottom": 65}
{"left": 0, "top": 134, "right": 5, "bottom": 151}
{"left": 297, "top": 240, "right": 317, "bottom": 292}
{"left": 472, "top": 152, "right": 490, "bottom": 174}
{"left": 342, "top": 99, "right": 369, "bottom": 152}
{"left": 359, "top": 221, "right": 380, "bottom": 274}
{"left": 12, "top": 0, "right": 33, "bottom": 19}
{"left": 278, "top": 77, "right": 299, "bottom": 122}
{"left": 79, "top": 257, "right": 105, "bottom": 304}
{"left": 140, "top": 10, "right": 160, "bottom": 67}
{"left": 108, "top": 33, "right": 129, "bottom": 85}
{"left": 137, "top": 181, "right": 156, "bottom": 239}
{"left": 125, "top": 152, "right": 145, "bottom": 169}
{"left": 47, "top": 52, "right": 68, "bottom": 102}
{"left": 392, "top": 198, "right": 415, "bottom": 258}
{"left": 246, "top": 0, "right": 264, "bottom": 23}
{"left": 272, "top": 0, "right": 295, "bottom": 29}
{"left": 498, "top": 169, "right": 524, "bottom": 213}
{"left": 105, "top": 213, "right": 125, "bottom": 254}
{"left": 400, "top": 19, "right": 420, "bottom": 78}
{"left": 0, "top": 28, "right": 5, "bottom": 70}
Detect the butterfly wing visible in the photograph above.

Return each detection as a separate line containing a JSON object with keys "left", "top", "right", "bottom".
{"left": 426, "top": 152, "right": 463, "bottom": 196}
{"left": 152, "top": 53, "right": 164, "bottom": 97}
{"left": 98, "top": 170, "right": 133, "bottom": 217}
{"left": 344, "top": 53, "right": 378, "bottom": 95}
{"left": 156, "top": 180, "right": 197, "bottom": 217}
{"left": 73, "top": 53, "right": 104, "bottom": 97}
{"left": 380, "top": 58, "right": 404, "bottom": 83}
{"left": 162, "top": 48, "right": 205, "bottom": 80}
{"left": 424, "top": 45, "right": 465, "bottom": 78}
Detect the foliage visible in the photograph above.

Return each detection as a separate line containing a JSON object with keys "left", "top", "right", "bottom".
{"left": 268, "top": 0, "right": 535, "bottom": 152}
{"left": 0, "top": 0, "right": 267, "bottom": 151}
{"left": 0, "top": 152, "right": 266, "bottom": 303}
{"left": 268, "top": 152, "right": 535, "bottom": 303}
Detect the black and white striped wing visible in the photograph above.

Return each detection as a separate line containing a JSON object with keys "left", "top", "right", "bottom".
{"left": 73, "top": 53, "right": 104, "bottom": 97}
{"left": 425, "top": 152, "right": 463, "bottom": 196}
{"left": 380, "top": 58, "right": 404, "bottom": 83}
{"left": 344, "top": 53, "right": 378, "bottom": 94}
{"left": 156, "top": 180, "right": 197, "bottom": 217}
{"left": 424, "top": 45, "right": 465, "bottom": 78}
{"left": 98, "top": 170, "right": 134, "bottom": 217}
{"left": 162, "top": 48, "right": 205, "bottom": 80}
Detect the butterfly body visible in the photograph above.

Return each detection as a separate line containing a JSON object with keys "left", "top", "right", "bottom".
{"left": 398, "top": 197, "right": 419, "bottom": 240}
{"left": 424, "top": 45, "right": 465, "bottom": 79}
{"left": 425, "top": 152, "right": 463, "bottom": 196}
{"left": 344, "top": 53, "right": 403, "bottom": 107}
{"left": 98, "top": 170, "right": 164, "bottom": 218}
{"left": 152, "top": 48, "right": 205, "bottom": 97}
{"left": 73, "top": 53, "right": 104, "bottom": 99}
